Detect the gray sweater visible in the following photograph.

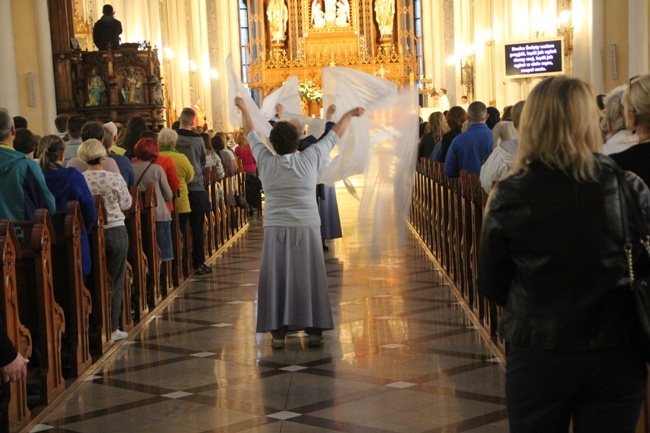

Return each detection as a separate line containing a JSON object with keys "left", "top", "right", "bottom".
{"left": 176, "top": 129, "right": 206, "bottom": 191}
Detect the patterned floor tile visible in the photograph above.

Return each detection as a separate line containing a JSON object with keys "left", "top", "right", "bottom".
{"left": 34, "top": 184, "right": 506, "bottom": 433}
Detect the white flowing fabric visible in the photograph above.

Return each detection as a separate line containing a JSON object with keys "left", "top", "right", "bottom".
{"left": 261, "top": 76, "right": 327, "bottom": 139}
{"left": 226, "top": 61, "right": 419, "bottom": 256}
{"left": 357, "top": 89, "right": 420, "bottom": 256}
{"left": 226, "top": 55, "right": 273, "bottom": 152}
{"left": 318, "top": 66, "right": 399, "bottom": 184}
{"left": 260, "top": 76, "right": 302, "bottom": 119}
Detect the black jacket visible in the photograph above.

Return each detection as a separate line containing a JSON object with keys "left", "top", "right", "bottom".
{"left": 478, "top": 154, "right": 650, "bottom": 351}
{"left": 93, "top": 15, "right": 122, "bottom": 50}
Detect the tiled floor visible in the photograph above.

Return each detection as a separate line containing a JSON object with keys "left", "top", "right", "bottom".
{"left": 29, "top": 185, "right": 508, "bottom": 433}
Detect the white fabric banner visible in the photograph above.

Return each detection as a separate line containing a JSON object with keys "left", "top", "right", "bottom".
{"left": 226, "top": 61, "right": 419, "bottom": 255}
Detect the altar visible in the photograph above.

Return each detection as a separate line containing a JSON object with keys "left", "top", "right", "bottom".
{"left": 246, "top": 0, "right": 417, "bottom": 99}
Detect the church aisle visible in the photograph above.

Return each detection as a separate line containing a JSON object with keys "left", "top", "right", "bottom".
{"left": 30, "top": 186, "right": 508, "bottom": 433}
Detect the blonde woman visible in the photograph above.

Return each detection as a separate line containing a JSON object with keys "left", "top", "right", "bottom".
{"left": 418, "top": 111, "right": 448, "bottom": 160}
{"left": 78, "top": 139, "right": 132, "bottom": 340}
{"left": 611, "top": 74, "right": 650, "bottom": 186}
{"left": 478, "top": 75, "right": 650, "bottom": 432}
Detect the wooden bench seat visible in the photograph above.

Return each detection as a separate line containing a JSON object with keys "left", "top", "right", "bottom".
{"left": 50, "top": 203, "right": 93, "bottom": 379}
{"left": 0, "top": 220, "right": 33, "bottom": 433}
{"left": 12, "top": 210, "right": 68, "bottom": 402}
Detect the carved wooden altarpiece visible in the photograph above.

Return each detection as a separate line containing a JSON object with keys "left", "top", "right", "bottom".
{"left": 247, "top": 0, "right": 417, "bottom": 97}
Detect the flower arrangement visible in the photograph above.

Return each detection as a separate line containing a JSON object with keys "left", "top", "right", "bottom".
{"left": 298, "top": 80, "right": 323, "bottom": 103}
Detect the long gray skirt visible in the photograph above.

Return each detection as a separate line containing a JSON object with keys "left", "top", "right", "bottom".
{"left": 256, "top": 226, "right": 334, "bottom": 333}
{"left": 318, "top": 184, "right": 342, "bottom": 240}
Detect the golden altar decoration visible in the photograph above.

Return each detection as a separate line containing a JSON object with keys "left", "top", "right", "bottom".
{"left": 247, "top": 0, "right": 417, "bottom": 97}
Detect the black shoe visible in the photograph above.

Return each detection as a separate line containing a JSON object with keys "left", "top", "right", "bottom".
{"left": 306, "top": 327, "right": 323, "bottom": 347}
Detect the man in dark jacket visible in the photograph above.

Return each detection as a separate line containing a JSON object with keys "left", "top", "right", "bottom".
{"left": 93, "top": 5, "right": 122, "bottom": 50}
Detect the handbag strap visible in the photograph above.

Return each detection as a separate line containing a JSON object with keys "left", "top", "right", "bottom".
{"left": 136, "top": 162, "right": 154, "bottom": 187}
{"left": 615, "top": 169, "right": 650, "bottom": 286}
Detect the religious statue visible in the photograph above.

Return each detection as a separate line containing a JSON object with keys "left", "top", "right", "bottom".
{"left": 324, "top": 0, "right": 337, "bottom": 22}
{"left": 122, "top": 67, "right": 143, "bottom": 104}
{"left": 336, "top": 0, "right": 350, "bottom": 27}
{"left": 152, "top": 76, "right": 164, "bottom": 106}
{"left": 86, "top": 67, "right": 105, "bottom": 107}
{"left": 374, "top": 0, "right": 395, "bottom": 38}
{"left": 267, "top": 0, "right": 289, "bottom": 43}
{"left": 311, "top": 0, "right": 326, "bottom": 28}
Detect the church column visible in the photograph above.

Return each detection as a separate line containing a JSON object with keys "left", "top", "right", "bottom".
{"left": 37, "top": 0, "right": 58, "bottom": 133}
{"left": 628, "top": 0, "right": 649, "bottom": 76}
{"left": 207, "top": 0, "right": 242, "bottom": 131}
{"left": 0, "top": 0, "right": 20, "bottom": 113}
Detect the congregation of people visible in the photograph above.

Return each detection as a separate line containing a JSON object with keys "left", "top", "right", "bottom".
{"left": 415, "top": 73, "right": 650, "bottom": 432}
{"left": 0, "top": 107, "right": 256, "bottom": 385}
{"left": 2, "top": 69, "right": 650, "bottom": 432}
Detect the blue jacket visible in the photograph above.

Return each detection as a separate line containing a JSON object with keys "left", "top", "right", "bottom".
{"left": 44, "top": 167, "right": 97, "bottom": 276}
{"left": 109, "top": 152, "right": 135, "bottom": 189}
{"left": 0, "top": 145, "right": 55, "bottom": 220}
{"left": 444, "top": 123, "right": 493, "bottom": 177}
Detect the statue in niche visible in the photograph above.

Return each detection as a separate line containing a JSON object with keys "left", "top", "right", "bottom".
{"left": 267, "top": 0, "right": 289, "bottom": 43}
{"left": 152, "top": 76, "right": 164, "bottom": 106}
{"left": 86, "top": 67, "right": 105, "bottom": 107}
{"left": 324, "top": 0, "right": 337, "bottom": 22}
{"left": 311, "top": 0, "right": 326, "bottom": 28}
{"left": 336, "top": 0, "right": 350, "bottom": 27}
{"left": 122, "top": 66, "right": 144, "bottom": 104}
{"left": 375, "top": 0, "right": 395, "bottom": 38}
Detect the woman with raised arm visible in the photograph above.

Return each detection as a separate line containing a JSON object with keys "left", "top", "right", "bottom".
{"left": 235, "top": 96, "right": 364, "bottom": 349}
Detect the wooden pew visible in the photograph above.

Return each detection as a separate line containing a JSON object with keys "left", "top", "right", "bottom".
{"left": 88, "top": 196, "right": 114, "bottom": 352}
{"left": 423, "top": 159, "right": 436, "bottom": 254}
{"left": 0, "top": 220, "right": 32, "bottom": 433}
{"left": 468, "top": 176, "right": 484, "bottom": 320}
{"left": 182, "top": 212, "right": 193, "bottom": 279}
{"left": 125, "top": 186, "right": 148, "bottom": 322}
{"left": 203, "top": 167, "right": 216, "bottom": 258}
{"left": 12, "top": 211, "right": 68, "bottom": 403}
{"left": 209, "top": 167, "right": 222, "bottom": 250}
{"left": 140, "top": 183, "right": 162, "bottom": 309}
{"left": 236, "top": 172, "right": 248, "bottom": 228}
{"left": 458, "top": 171, "right": 473, "bottom": 306}
{"left": 160, "top": 197, "right": 179, "bottom": 297}
{"left": 445, "top": 176, "right": 457, "bottom": 277}
{"left": 50, "top": 203, "right": 93, "bottom": 379}
{"left": 218, "top": 178, "right": 228, "bottom": 246}
{"left": 170, "top": 195, "right": 185, "bottom": 288}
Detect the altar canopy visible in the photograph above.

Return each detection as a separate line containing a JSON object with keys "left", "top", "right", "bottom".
{"left": 227, "top": 61, "right": 419, "bottom": 256}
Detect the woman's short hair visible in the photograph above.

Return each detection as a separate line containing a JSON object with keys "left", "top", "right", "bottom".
{"left": 211, "top": 134, "right": 226, "bottom": 151}
{"left": 486, "top": 106, "right": 501, "bottom": 129}
{"left": 516, "top": 75, "right": 602, "bottom": 182}
{"left": 603, "top": 85, "right": 627, "bottom": 134}
{"left": 236, "top": 131, "right": 249, "bottom": 148}
{"left": 14, "top": 128, "right": 38, "bottom": 155}
{"left": 101, "top": 126, "right": 114, "bottom": 150}
{"left": 623, "top": 74, "right": 650, "bottom": 133}
{"left": 446, "top": 106, "right": 468, "bottom": 131}
{"left": 133, "top": 138, "right": 159, "bottom": 162}
{"left": 158, "top": 128, "right": 178, "bottom": 148}
{"left": 140, "top": 130, "right": 158, "bottom": 141}
{"left": 38, "top": 135, "right": 66, "bottom": 171}
{"left": 77, "top": 138, "right": 107, "bottom": 165}
{"left": 270, "top": 121, "right": 299, "bottom": 155}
